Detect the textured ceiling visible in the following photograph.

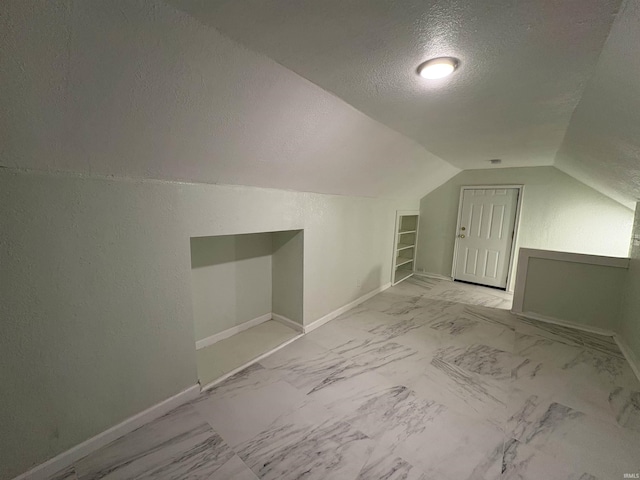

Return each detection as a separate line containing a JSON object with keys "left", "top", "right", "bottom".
{"left": 0, "top": 0, "right": 458, "bottom": 200}
{"left": 3, "top": 0, "right": 639, "bottom": 206}
{"left": 555, "top": 0, "right": 640, "bottom": 209}
{"left": 170, "top": 0, "right": 621, "bottom": 171}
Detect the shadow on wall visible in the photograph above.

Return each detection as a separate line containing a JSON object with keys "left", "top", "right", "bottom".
{"left": 189, "top": 230, "right": 304, "bottom": 344}
{"left": 190, "top": 234, "right": 271, "bottom": 268}
{"left": 415, "top": 167, "right": 635, "bottom": 287}
{"left": 359, "top": 265, "right": 383, "bottom": 298}
{"left": 272, "top": 230, "right": 304, "bottom": 326}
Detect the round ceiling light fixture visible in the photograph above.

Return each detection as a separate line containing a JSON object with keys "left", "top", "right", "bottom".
{"left": 417, "top": 57, "right": 459, "bottom": 79}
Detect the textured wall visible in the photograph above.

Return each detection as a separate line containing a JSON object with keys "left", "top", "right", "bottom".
{"left": 0, "top": 3, "right": 447, "bottom": 476}
{"left": 272, "top": 231, "right": 304, "bottom": 325}
{"left": 620, "top": 203, "right": 640, "bottom": 369}
{"left": 171, "top": 0, "right": 621, "bottom": 171}
{"left": 0, "top": 171, "right": 197, "bottom": 480}
{"left": 416, "top": 166, "right": 633, "bottom": 289}
{"left": 190, "top": 234, "right": 274, "bottom": 342}
{"left": 0, "top": 0, "right": 457, "bottom": 200}
{"left": 555, "top": 0, "right": 640, "bottom": 209}
{"left": 522, "top": 257, "right": 626, "bottom": 331}
{"left": 0, "top": 169, "right": 411, "bottom": 479}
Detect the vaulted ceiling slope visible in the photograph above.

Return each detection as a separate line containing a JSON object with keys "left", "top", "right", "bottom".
{"left": 0, "top": 0, "right": 458, "bottom": 200}
{"left": 555, "top": 0, "right": 640, "bottom": 209}
{"left": 170, "top": 0, "right": 621, "bottom": 173}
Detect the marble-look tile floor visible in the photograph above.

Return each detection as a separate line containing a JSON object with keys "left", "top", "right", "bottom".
{"left": 196, "top": 319, "right": 300, "bottom": 387}
{"left": 51, "top": 277, "right": 639, "bottom": 480}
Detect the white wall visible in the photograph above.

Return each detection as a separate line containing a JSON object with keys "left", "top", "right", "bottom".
{"left": 620, "top": 203, "right": 640, "bottom": 373}
{"left": 513, "top": 252, "right": 627, "bottom": 332}
{"left": 0, "top": 168, "right": 411, "bottom": 479}
{"left": 190, "top": 234, "right": 273, "bottom": 342}
{"left": 554, "top": 0, "right": 640, "bottom": 209}
{"left": 0, "top": 0, "right": 457, "bottom": 201}
{"left": 0, "top": 2, "right": 449, "bottom": 476}
{"left": 416, "top": 166, "right": 634, "bottom": 289}
{"left": 190, "top": 230, "right": 305, "bottom": 341}
{"left": 272, "top": 230, "right": 304, "bottom": 325}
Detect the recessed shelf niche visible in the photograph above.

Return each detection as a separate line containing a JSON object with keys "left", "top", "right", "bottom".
{"left": 189, "top": 229, "right": 303, "bottom": 387}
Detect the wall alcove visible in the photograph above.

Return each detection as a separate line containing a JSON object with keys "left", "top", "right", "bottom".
{"left": 189, "top": 229, "right": 303, "bottom": 387}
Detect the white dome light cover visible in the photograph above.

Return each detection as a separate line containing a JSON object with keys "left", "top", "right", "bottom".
{"left": 417, "top": 57, "right": 459, "bottom": 79}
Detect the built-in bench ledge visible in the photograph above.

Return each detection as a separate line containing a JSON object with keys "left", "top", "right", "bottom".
{"left": 512, "top": 248, "right": 630, "bottom": 335}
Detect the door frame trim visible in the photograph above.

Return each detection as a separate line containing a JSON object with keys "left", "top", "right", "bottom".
{"left": 450, "top": 184, "right": 524, "bottom": 291}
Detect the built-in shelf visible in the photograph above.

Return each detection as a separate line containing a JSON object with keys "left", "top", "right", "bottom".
{"left": 394, "top": 269, "right": 413, "bottom": 283}
{"left": 392, "top": 211, "right": 419, "bottom": 285}
{"left": 395, "top": 257, "right": 414, "bottom": 267}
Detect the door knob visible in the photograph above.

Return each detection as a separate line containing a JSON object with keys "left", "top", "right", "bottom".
{"left": 458, "top": 234, "right": 466, "bottom": 238}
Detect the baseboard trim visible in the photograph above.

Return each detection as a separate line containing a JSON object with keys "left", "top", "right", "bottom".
{"left": 15, "top": 284, "right": 399, "bottom": 479}
{"left": 513, "top": 310, "right": 616, "bottom": 337}
{"left": 499, "top": 310, "right": 640, "bottom": 385}
{"left": 13, "top": 385, "right": 200, "bottom": 480}
{"left": 304, "top": 282, "right": 392, "bottom": 333}
{"left": 195, "top": 313, "right": 272, "bottom": 350}
{"left": 199, "top": 333, "right": 304, "bottom": 392}
{"left": 413, "top": 271, "right": 453, "bottom": 282}
{"left": 614, "top": 336, "right": 640, "bottom": 384}
{"left": 271, "top": 313, "right": 304, "bottom": 333}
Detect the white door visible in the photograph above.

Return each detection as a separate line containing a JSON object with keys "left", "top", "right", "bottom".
{"left": 453, "top": 188, "right": 519, "bottom": 289}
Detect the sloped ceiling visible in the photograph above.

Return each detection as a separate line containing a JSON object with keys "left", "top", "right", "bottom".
{"left": 3, "top": 1, "right": 639, "bottom": 207}
{"left": 170, "top": 0, "right": 640, "bottom": 208}
{"left": 170, "top": 0, "right": 621, "bottom": 172}
{"left": 555, "top": 0, "right": 640, "bottom": 209}
{"left": 0, "top": 0, "right": 458, "bottom": 200}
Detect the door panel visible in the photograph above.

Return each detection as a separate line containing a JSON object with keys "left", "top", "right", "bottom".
{"left": 453, "top": 188, "right": 519, "bottom": 288}
{"left": 464, "top": 248, "right": 478, "bottom": 275}
{"left": 485, "top": 250, "right": 499, "bottom": 278}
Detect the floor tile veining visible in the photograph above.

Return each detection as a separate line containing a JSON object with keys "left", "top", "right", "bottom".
{"left": 51, "top": 277, "right": 640, "bottom": 479}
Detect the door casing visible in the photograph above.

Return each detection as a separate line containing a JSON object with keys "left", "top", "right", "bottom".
{"left": 451, "top": 185, "right": 524, "bottom": 292}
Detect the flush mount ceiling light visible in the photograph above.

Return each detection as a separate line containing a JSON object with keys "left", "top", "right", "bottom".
{"left": 417, "top": 57, "right": 459, "bottom": 79}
